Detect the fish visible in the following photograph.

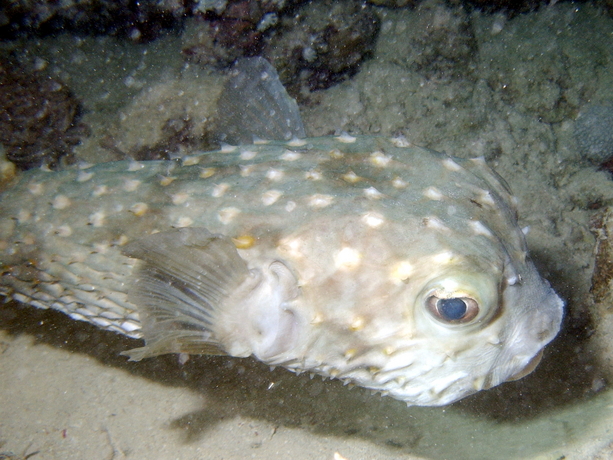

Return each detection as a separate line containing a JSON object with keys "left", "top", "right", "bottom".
{"left": 0, "top": 58, "right": 564, "bottom": 406}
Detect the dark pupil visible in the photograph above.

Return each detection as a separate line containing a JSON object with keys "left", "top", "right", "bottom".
{"left": 437, "top": 298, "right": 467, "bottom": 321}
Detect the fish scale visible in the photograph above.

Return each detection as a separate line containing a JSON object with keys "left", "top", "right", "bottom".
{"left": 0, "top": 134, "right": 563, "bottom": 406}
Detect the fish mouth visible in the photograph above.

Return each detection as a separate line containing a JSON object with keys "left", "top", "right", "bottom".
{"left": 505, "top": 349, "right": 544, "bottom": 382}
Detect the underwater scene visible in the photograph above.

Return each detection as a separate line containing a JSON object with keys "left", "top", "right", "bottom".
{"left": 1, "top": 0, "right": 613, "bottom": 459}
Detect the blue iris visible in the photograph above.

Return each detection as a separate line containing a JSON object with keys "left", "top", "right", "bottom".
{"left": 438, "top": 298, "right": 467, "bottom": 321}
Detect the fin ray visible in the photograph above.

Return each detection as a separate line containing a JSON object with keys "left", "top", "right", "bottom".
{"left": 120, "top": 227, "right": 250, "bottom": 361}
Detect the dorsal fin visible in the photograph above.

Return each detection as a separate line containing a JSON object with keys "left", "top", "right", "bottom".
{"left": 215, "top": 57, "right": 306, "bottom": 145}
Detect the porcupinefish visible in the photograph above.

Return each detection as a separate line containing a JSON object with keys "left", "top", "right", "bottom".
{"left": 0, "top": 58, "right": 563, "bottom": 406}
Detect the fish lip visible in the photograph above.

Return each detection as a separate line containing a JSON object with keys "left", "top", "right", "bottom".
{"left": 505, "top": 349, "right": 544, "bottom": 382}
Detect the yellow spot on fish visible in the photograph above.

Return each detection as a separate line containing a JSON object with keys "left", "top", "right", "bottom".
{"left": 370, "top": 151, "right": 391, "bottom": 167}
{"left": 329, "top": 148, "right": 344, "bottom": 159}
{"left": 308, "top": 194, "right": 334, "bottom": 208}
{"left": 199, "top": 167, "right": 216, "bottom": 179}
{"left": 349, "top": 316, "right": 365, "bottom": 331}
{"left": 130, "top": 203, "right": 148, "bottom": 216}
{"left": 344, "top": 348, "right": 357, "bottom": 359}
{"left": 114, "top": 234, "right": 129, "bottom": 246}
{"left": 218, "top": 207, "right": 240, "bottom": 224}
{"left": 52, "top": 195, "right": 71, "bottom": 209}
{"left": 233, "top": 234, "right": 255, "bottom": 249}
{"left": 335, "top": 247, "right": 362, "bottom": 270}
{"left": 342, "top": 171, "right": 362, "bottom": 183}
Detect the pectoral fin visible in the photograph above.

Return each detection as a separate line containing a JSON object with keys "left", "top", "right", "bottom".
{"left": 120, "top": 227, "right": 250, "bottom": 361}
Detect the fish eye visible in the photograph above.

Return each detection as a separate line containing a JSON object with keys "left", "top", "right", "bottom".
{"left": 426, "top": 295, "right": 480, "bottom": 324}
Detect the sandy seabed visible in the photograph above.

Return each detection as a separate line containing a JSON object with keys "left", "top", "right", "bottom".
{"left": 3, "top": 1, "right": 613, "bottom": 459}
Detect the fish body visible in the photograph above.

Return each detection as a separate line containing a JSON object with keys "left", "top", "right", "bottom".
{"left": 0, "top": 134, "right": 563, "bottom": 406}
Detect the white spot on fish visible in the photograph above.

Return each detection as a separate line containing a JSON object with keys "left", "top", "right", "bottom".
{"left": 390, "top": 136, "right": 411, "bottom": 147}
{"left": 28, "top": 182, "right": 43, "bottom": 195}
{"left": 280, "top": 150, "right": 301, "bottom": 161}
{"left": 287, "top": 137, "right": 307, "bottom": 147}
{"left": 392, "top": 177, "right": 407, "bottom": 188}
{"left": 262, "top": 189, "right": 282, "bottom": 206}
{"left": 335, "top": 132, "right": 356, "bottom": 143}
{"left": 364, "top": 187, "right": 384, "bottom": 200}
{"left": 77, "top": 171, "right": 94, "bottom": 182}
{"left": 127, "top": 161, "right": 144, "bottom": 171}
{"left": 240, "top": 149, "right": 257, "bottom": 160}
{"left": 423, "top": 216, "right": 450, "bottom": 233}
{"left": 56, "top": 224, "right": 72, "bottom": 237}
{"left": 123, "top": 179, "right": 141, "bottom": 192}
{"left": 93, "top": 185, "right": 108, "bottom": 197}
{"left": 335, "top": 247, "right": 362, "bottom": 270}
{"left": 212, "top": 183, "right": 230, "bottom": 198}
{"left": 308, "top": 194, "right": 334, "bottom": 208}
{"left": 266, "top": 169, "right": 284, "bottom": 181}
{"left": 305, "top": 170, "right": 323, "bottom": 181}
{"left": 52, "top": 195, "right": 71, "bottom": 209}
{"left": 361, "top": 212, "right": 385, "bottom": 228}
{"left": 182, "top": 156, "right": 200, "bottom": 166}
{"left": 423, "top": 187, "right": 444, "bottom": 200}
{"left": 89, "top": 211, "right": 105, "bottom": 227}
{"left": 171, "top": 193, "right": 189, "bottom": 205}
{"left": 285, "top": 201, "right": 296, "bottom": 212}
{"left": 442, "top": 158, "right": 462, "bottom": 171}
{"left": 218, "top": 207, "right": 241, "bottom": 224}
{"left": 175, "top": 217, "right": 193, "bottom": 227}
{"left": 469, "top": 220, "right": 494, "bottom": 238}
{"left": 390, "top": 261, "right": 414, "bottom": 283}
